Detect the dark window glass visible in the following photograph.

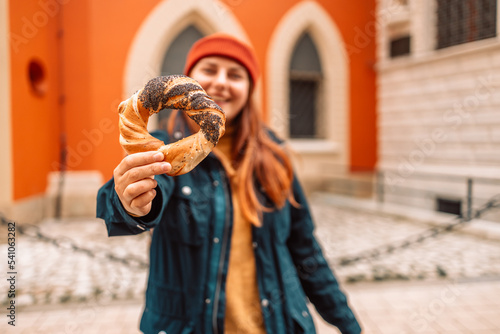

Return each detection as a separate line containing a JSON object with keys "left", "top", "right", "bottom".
{"left": 436, "top": 197, "right": 462, "bottom": 216}
{"left": 390, "top": 35, "right": 411, "bottom": 58}
{"left": 159, "top": 25, "right": 204, "bottom": 127}
{"left": 161, "top": 25, "right": 204, "bottom": 76}
{"left": 437, "top": 0, "right": 497, "bottom": 49}
{"left": 289, "top": 32, "right": 322, "bottom": 139}
{"left": 289, "top": 79, "right": 317, "bottom": 138}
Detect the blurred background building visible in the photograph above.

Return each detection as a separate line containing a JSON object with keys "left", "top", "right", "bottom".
{"left": 376, "top": 0, "right": 500, "bottom": 221}
{"left": 0, "top": 0, "right": 377, "bottom": 222}
{"left": 1, "top": 0, "right": 499, "bottom": 224}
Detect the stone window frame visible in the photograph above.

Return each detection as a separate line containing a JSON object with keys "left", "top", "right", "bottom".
{"left": 266, "top": 1, "right": 349, "bottom": 158}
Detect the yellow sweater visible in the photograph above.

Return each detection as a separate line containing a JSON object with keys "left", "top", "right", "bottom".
{"left": 213, "top": 128, "right": 266, "bottom": 334}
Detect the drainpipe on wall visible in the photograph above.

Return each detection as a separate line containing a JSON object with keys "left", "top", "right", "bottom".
{"left": 54, "top": 5, "right": 66, "bottom": 220}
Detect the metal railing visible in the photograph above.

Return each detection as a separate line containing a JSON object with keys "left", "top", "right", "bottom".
{"left": 321, "top": 163, "right": 500, "bottom": 221}
{"left": 335, "top": 193, "right": 500, "bottom": 266}
{"left": 374, "top": 168, "right": 500, "bottom": 220}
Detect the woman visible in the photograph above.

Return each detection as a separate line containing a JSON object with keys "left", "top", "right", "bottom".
{"left": 97, "top": 33, "right": 361, "bottom": 334}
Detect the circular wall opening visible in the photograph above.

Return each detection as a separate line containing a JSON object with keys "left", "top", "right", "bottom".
{"left": 28, "top": 60, "right": 47, "bottom": 97}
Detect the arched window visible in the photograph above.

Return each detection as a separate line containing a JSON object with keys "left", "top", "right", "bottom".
{"left": 158, "top": 25, "right": 204, "bottom": 128}
{"left": 289, "top": 32, "right": 323, "bottom": 139}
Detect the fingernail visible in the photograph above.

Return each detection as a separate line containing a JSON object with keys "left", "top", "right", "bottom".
{"left": 154, "top": 152, "right": 164, "bottom": 160}
{"left": 162, "top": 163, "right": 171, "bottom": 171}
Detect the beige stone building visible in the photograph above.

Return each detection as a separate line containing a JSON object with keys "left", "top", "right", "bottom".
{"left": 376, "top": 0, "right": 500, "bottom": 219}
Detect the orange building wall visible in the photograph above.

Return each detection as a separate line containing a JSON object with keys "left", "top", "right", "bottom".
{"left": 10, "top": 0, "right": 376, "bottom": 200}
{"left": 9, "top": 0, "right": 161, "bottom": 200}
{"left": 59, "top": 0, "right": 92, "bottom": 172}
{"left": 333, "top": 1, "right": 378, "bottom": 172}
{"left": 87, "top": 0, "right": 161, "bottom": 179}
{"left": 9, "top": 0, "right": 61, "bottom": 200}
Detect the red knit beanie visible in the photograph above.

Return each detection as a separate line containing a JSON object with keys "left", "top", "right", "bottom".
{"left": 184, "top": 33, "right": 260, "bottom": 84}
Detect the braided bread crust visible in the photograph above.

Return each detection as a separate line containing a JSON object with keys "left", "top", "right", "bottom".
{"left": 118, "top": 75, "right": 225, "bottom": 176}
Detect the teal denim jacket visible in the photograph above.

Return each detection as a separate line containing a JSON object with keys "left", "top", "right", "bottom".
{"left": 96, "top": 129, "right": 361, "bottom": 334}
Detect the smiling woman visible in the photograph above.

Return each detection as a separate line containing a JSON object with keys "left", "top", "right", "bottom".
{"left": 97, "top": 33, "right": 361, "bottom": 334}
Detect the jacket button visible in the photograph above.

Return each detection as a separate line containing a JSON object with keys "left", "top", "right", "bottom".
{"left": 213, "top": 180, "right": 219, "bottom": 187}
{"left": 158, "top": 331, "right": 167, "bottom": 334}
{"left": 181, "top": 186, "right": 192, "bottom": 196}
{"left": 213, "top": 237, "right": 220, "bottom": 244}
{"left": 261, "top": 299, "right": 269, "bottom": 307}
{"left": 174, "top": 131, "right": 183, "bottom": 139}
{"left": 252, "top": 242, "right": 258, "bottom": 249}
{"left": 302, "top": 311, "right": 309, "bottom": 317}
{"left": 205, "top": 298, "right": 211, "bottom": 304}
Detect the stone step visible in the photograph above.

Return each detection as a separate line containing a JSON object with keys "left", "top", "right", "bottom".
{"left": 45, "top": 170, "right": 104, "bottom": 218}
{"left": 323, "top": 172, "right": 376, "bottom": 198}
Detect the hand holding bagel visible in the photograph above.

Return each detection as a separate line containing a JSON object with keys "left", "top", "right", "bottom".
{"left": 113, "top": 151, "right": 171, "bottom": 217}
{"left": 118, "top": 75, "right": 226, "bottom": 176}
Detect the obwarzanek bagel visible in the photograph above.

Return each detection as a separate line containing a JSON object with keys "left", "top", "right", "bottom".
{"left": 118, "top": 75, "right": 226, "bottom": 176}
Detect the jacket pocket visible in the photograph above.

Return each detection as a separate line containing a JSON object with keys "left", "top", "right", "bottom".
{"left": 145, "top": 283, "right": 191, "bottom": 317}
{"left": 141, "top": 312, "right": 193, "bottom": 334}
{"left": 167, "top": 182, "right": 212, "bottom": 246}
{"left": 142, "top": 285, "right": 195, "bottom": 332}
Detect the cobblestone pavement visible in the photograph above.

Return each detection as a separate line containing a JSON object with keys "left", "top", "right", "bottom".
{"left": 1, "top": 218, "right": 150, "bottom": 307}
{"left": 3, "top": 278, "right": 500, "bottom": 333}
{"left": 310, "top": 203, "right": 500, "bottom": 283}
{"left": 1, "top": 196, "right": 500, "bottom": 333}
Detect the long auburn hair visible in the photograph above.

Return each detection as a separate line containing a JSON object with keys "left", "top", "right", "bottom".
{"left": 167, "top": 84, "right": 298, "bottom": 226}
